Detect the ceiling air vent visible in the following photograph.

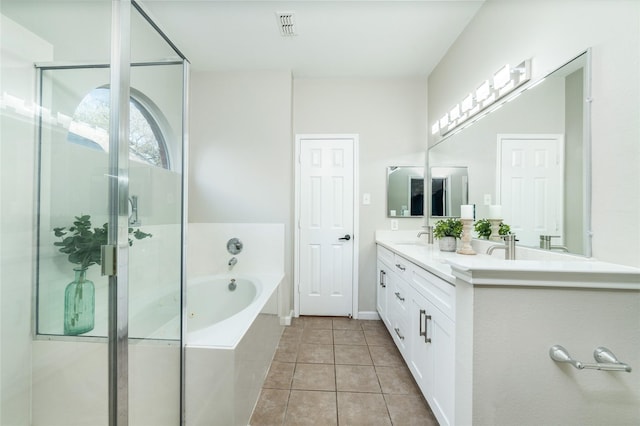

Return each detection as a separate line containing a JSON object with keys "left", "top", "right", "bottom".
{"left": 276, "top": 12, "right": 297, "bottom": 37}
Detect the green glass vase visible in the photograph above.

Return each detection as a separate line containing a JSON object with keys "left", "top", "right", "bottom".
{"left": 63, "top": 267, "right": 95, "bottom": 335}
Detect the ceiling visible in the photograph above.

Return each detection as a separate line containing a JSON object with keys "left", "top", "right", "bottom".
{"left": 0, "top": 0, "right": 484, "bottom": 78}
{"left": 140, "top": 0, "right": 485, "bottom": 77}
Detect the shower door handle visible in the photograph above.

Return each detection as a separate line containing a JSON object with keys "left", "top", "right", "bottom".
{"left": 101, "top": 245, "right": 116, "bottom": 276}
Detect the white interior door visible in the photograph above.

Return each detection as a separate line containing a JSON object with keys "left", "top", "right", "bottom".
{"left": 296, "top": 135, "right": 357, "bottom": 317}
{"left": 497, "top": 134, "right": 564, "bottom": 247}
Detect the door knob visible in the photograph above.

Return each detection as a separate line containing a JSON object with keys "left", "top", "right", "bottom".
{"left": 339, "top": 234, "right": 351, "bottom": 241}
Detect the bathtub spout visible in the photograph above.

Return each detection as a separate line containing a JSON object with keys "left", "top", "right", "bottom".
{"left": 228, "top": 257, "right": 238, "bottom": 270}
{"left": 228, "top": 279, "right": 237, "bottom": 291}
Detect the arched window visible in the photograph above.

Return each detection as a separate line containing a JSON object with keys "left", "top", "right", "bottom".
{"left": 67, "top": 87, "right": 170, "bottom": 169}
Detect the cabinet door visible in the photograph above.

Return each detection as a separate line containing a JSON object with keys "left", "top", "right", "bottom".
{"left": 388, "top": 272, "right": 410, "bottom": 358}
{"left": 410, "top": 289, "right": 455, "bottom": 426}
{"left": 376, "top": 260, "right": 389, "bottom": 327}
{"left": 409, "top": 294, "right": 432, "bottom": 397}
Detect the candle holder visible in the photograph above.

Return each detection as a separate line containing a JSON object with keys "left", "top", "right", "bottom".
{"left": 457, "top": 218, "right": 476, "bottom": 255}
{"left": 489, "top": 219, "right": 503, "bottom": 241}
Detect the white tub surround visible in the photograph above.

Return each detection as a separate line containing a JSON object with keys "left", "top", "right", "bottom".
{"left": 185, "top": 223, "right": 285, "bottom": 426}
{"left": 375, "top": 230, "right": 640, "bottom": 426}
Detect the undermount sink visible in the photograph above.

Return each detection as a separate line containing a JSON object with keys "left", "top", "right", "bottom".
{"left": 393, "top": 241, "right": 427, "bottom": 246}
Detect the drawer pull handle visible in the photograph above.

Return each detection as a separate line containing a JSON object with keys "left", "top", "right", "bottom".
{"left": 424, "top": 314, "right": 432, "bottom": 343}
{"left": 419, "top": 309, "right": 426, "bottom": 337}
{"left": 394, "top": 292, "right": 405, "bottom": 302}
{"left": 394, "top": 327, "right": 405, "bottom": 340}
{"left": 395, "top": 263, "right": 406, "bottom": 271}
{"left": 379, "top": 270, "right": 386, "bottom": 288}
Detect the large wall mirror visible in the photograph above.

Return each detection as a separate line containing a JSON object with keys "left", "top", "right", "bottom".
{"left": 428, "top": 51, "right": 591, "bottom": 256}
{"left": 387, "top": 166, "right": 424, "bottom": 217}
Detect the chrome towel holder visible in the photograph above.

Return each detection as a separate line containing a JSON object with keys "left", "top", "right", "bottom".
{"left": 549, "top": 345, "right": 632, "bottom": 372}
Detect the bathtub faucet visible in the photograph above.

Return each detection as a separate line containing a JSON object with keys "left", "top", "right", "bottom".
{"left": 228, "top": 257, "right": 238, "bottom": 270}
{"left": 228, "top": 278, "right": 237, "bottom": 291}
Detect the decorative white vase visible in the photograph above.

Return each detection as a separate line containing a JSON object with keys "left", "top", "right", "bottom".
{"left": 438, "top": 236, "right": 457, "bottom": 252}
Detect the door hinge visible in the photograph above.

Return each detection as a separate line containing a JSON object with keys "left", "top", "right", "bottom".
{"left": 101, "top": 244, "right": 117, "bottom": 276}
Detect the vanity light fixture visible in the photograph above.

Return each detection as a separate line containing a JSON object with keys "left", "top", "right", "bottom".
{"left": 493, "top": 64, "right": 511, "bottom": 90}
{"left": 439, "top": 113, "right": 449, "bottom": 129}
{"left": 475, "top": 80, "right": 491, "bottom": 102}
{"left": 449, "top": 104, "right": 461, "bottom": 121}
{"left": 432, "top": 58, "right": 531, "bottom": 138}
{"left": 460, "top": 93, "right": 474, "bottom": 112}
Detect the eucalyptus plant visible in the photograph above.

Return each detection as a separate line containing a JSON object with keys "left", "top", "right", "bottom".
{"left": 53, "top": 215, "right": 151, "bottom": 270}
{"left": 433, "top": 218, "right": 463, "bottom": 239}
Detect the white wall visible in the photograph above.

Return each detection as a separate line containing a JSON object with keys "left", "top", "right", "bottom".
{"left": 188, "top": 75, "right": 427, "bottom": 315}
{"left": 188, "top": 70, "right": 293, "bottom": 315}
{"left": 0, "top": 14, "right": 53, "bottom": 425}
{"left": 428, "top": 0, "right": 640, "bottom": 267}
{"left": 293, "top": 77, "right": 427, "bottom": 312}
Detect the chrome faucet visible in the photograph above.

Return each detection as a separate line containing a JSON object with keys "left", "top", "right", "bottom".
{"left": 487, "top": 234, "right": 517, "bottom": 260}
{"left": 228, "top": 257, "right": 238, "bottom": 270}
{"left": 539, "top": 235, "right": 569, "bottom": 252}
{"left": 417, "top": 226, "right": 434, "bottom": 244}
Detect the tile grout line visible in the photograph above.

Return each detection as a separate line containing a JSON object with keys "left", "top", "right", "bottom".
{"left": 334, "top": 321, "right": 339, "bottom": 425}
{"left": 367, "top": 326, "right": 395, "bottom": 425}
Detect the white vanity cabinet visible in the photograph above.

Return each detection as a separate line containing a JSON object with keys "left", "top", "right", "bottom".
{"left": 376, "top": 235, "right": 640, "bottom": 425}
{"left": 376, "top": 244, "right": 456, "bottom": 426}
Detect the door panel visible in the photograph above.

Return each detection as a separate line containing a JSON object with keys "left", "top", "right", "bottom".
{"left": 298, "top": 137, "right": 355, "bottom": 317}
{"left": 498, "top": 135, "right": 564, "bottom": 247}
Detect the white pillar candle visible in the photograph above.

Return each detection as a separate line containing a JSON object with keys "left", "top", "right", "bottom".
{"left": 489, "top": 204, "right": 502, "bottom": 219}
{"left": 460, "top": 204, "right": 474, "bottom": 219}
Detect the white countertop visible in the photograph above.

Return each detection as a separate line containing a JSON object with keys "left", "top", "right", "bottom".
{"left": 376, "top": 230, "right": 640, "bottom": 290}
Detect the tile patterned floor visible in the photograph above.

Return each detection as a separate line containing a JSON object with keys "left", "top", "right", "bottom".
{"left": 249, "top": 316, "right": 439, "bottom": 425}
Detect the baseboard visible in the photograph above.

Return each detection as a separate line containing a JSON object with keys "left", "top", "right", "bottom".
{"left": 358, "top": 311, "right": 381, "bottom": 321}
{"left": 280, "top": 310, "right": 295, "bottom": 326}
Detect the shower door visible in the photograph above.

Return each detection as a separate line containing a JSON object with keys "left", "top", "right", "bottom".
{"left": 28, "top": 1, "right": 186, "bottom": 424}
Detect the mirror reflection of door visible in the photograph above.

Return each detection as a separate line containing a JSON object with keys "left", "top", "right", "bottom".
{"left": 430, "top": 166, "right": 468, "bottom": 217}
{"left": 497, "top": 134, "right": 564, "bottom": 247}
{"left": 409, "top": 176, "right": 424, "bottom": 216}
{"left": 431, "top": 177, "right": 447, "bottom": 216}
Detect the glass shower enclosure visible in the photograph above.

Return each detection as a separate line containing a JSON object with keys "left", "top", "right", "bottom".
{"left": 1, "top": 1, "right": 187, "bottom": 424}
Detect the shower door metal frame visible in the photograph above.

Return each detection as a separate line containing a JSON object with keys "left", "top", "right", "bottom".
{"left": 108, "top": 1, "right": 131, "bottom": 424}
{"left": 110, "top": 2, "right": 190, "bottom": 424}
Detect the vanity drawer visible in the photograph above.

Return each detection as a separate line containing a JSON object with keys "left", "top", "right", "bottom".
{"left": 392, "top": 254, "right": 412, "bottom": 280}
{"left": 391, "top": 274, "right": 409, "bottom": 314}
{"left": 410, "top": 265, "right": 455, "bottom": 320}
{"left": 377, "top": 245, "right": 395, "bottom": 268}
